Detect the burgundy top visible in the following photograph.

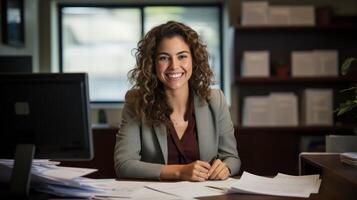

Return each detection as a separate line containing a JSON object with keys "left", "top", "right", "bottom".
{"left": 167, "top": 91, "right": 200, "bottom": 164}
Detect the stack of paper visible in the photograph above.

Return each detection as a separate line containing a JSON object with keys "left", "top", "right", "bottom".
{"left": 302, "top": 89, "right": 333, "bottom": 126}
{"left": 230, "top": 172, "right": 321, "bottom": 198}
{"left": 242, "top": 1, "right": 315, "bottom": 27}
{"left": 269, "top": 93, "right": 298, "bottom": 126}
{"left": 268, "top": 6, "right": 290, "bottom": 26}
{"left": 243, "top": 93, "right": 298, "bottom": 127}
{"left": 241, "top": 1, "right": 269, "bottom": 26}
{"left": 268, "top": 6, "right": 315, "bottom": 26}
{"left": 147, "top": 172, "right": 321, "bottom": 199}
{"left": 289, "top": 6, "right": 315, "bottom": 26}
{"left": 315, "top": 50, "right": 339, "bottom": 76}
{"left": 340, "top": 152, "right": 357, "bottom": 166}
{"left": 291, "top": 50, "right": 338, "bottom": 77}
{"left": 0, "top": 159, "right": 135, "bottom": 198}
{"left": 241, "top": 51, "right": 270, "bottom": 77}
{"left": 243, "top": 96, "right": 270, "bottom": 126}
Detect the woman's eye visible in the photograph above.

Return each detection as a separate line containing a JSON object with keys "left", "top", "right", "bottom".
{"left": 178, "top": 55, "right": 187, "bottom": 60}
{"left": 158, "top": 56, "right": 169, "bottom": 61}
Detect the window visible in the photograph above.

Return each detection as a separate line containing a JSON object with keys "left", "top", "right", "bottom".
{"left": 59, "top": 4, "right": 222, "bottom": 103}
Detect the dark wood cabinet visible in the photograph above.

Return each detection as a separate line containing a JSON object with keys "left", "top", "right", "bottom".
{"left": 235, "top": 126, "right": 355, "bottom": 176}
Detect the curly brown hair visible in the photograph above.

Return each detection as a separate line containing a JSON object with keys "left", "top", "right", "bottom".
{"left": 128, "top": 21, "right": 214, "bottom": 126}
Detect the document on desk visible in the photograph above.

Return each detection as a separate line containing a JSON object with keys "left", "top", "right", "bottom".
{"left": 146, "top": 178, "right": 237, "bottom": 199}
{"left": 230, "top": 172, "right": 321, "bottom": 198}
{"left": 275, "top": 173, "right": 321, "bottom": 194}
{"left": 36, "top": 178, "right": 170, "bottom": 199}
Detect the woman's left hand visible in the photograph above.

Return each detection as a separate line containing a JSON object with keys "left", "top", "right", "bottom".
{"left": 208, "top": 159, "right": 230, "bottom": 180}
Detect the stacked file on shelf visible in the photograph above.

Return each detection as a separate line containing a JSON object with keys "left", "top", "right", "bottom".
{"left": 291, "top": 51, "right": 316, "bottom": 76}
{"left": 291, "top": 50, "right": 338, "bottom": 77}
{"left": 289, "top": 6, "right": 315, "bottom": 26}
{"left": 243, "top": 96, "right": 270, "bottom": 126}
{"left": 243, "top": 93, "right": 298, "bottom": 126}
{"left": 241, "top": 51, "right": 270, "bottom": 77}
{"left": 269, "top": 93, "right": 298, "bottom": 126}
{"left": 241, "top": 1, "right": 269, "bottom": 26}
{"left": 230, "top": 172, "right": 321, "bottom": 198}
{"left": 242, "top": 2, "right": 315, "bottom": 26}
{"left": 302, "top": 89, "right": 333, "bottom": 126}
{"left": 314, "top": 50, "right": 339, "bottom": 76}
{"left": 268, "top": 6, "right": 290, "bottom": 26}
{"left": 268, "top": 6, "right": 315, "bottom": 26}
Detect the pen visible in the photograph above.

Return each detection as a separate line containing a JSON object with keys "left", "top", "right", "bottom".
{"left": 205, "top": 185, "right": 226, "bottom": 192}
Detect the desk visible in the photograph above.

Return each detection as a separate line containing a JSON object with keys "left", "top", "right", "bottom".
{"left": 300, "top": 154, "right": 357, "bottom": 200}
{"left": 3, "top": 155, "right": 356, "bottom": 199}
{"left": 0, "top": 178, "right": 329, "bottom": 200}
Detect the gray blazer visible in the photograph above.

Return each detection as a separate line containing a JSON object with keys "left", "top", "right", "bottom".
{"left": 114, "top": 89, "right": 241, "bottom": 180}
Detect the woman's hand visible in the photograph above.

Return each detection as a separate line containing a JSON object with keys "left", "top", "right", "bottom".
{"left": 208, "top": 159, "right": 230, "bottom": 180}
{"left": 179, "top": 160, "right": 211, "bottom": 182}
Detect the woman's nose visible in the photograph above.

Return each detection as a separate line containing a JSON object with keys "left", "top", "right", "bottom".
{"left": 169, "top": 57, "right": 179, "bottom": 69}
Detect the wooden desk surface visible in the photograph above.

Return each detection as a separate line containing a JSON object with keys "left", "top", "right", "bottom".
{"left": 300, "top": 154, "right": 357, "bottom": 186}
{"left": 300, "top": 154, "right": 357, "bottom": 200}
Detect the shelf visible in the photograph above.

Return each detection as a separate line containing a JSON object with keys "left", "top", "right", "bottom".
{"left": 234, "top": 25, "right": 357, "bottom": 32}
{"left": 235, "top": 125, "right": 356, "bottom": 134}
{"left": 235, "top": 76, "right": 356, "bottom": 84}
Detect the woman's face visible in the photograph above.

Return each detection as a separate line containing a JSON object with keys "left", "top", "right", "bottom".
{"left": 155, "top": 36, "right": 192, "bottom": 91}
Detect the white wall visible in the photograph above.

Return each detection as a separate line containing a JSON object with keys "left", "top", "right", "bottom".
{"left": 0, "top": 0, "right": 40, "bottom": 72}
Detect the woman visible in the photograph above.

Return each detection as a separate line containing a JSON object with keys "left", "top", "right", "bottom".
{"left": 114, "top": 21, "right": 240, "bottom": 181}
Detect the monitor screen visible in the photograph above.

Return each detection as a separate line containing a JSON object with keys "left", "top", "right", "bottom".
{"left": 0, "top": 73, "right": 93, "bottom": 160}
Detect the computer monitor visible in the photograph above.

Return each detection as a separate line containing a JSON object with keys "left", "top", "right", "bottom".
{"left": 0, "top": 73, "right": 93, "bottom": 196}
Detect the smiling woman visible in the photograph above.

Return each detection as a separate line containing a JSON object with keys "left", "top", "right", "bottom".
{"left": 114, "top": 21, "right": 241, "bottom": 182}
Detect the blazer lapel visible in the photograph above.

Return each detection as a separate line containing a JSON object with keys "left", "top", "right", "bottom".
{"left": 194, "top": 95, "right": 216, "bottom": 161}
{"left": 154, "top": 124, "right": 168, "bottom": 164}
{"left": 152, "top": 94, "right": 215, "bottom": 164}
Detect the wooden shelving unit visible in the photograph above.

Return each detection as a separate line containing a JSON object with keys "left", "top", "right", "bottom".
{"left": 232, "top": 20, "right": 357, "bottom": 176}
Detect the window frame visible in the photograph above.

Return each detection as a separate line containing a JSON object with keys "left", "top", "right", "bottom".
{"left": 58, "top": 3, "right": 223, "bottom": 104}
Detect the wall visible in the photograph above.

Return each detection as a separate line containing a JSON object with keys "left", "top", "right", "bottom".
{"left": 0, "top": 0, "right": 39, "bottom": 72}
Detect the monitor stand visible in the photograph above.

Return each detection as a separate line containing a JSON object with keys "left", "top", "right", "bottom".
{"left": 10, "top": 144, "right": 35, "bottom": 197}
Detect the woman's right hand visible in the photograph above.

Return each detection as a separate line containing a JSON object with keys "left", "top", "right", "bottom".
{"left": 179, "top": 160, "right": 211, "bottom": 182}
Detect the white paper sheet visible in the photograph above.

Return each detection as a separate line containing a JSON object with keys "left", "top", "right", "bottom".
{"left": 230, "top": 172, "right": 321, "bottom": 198}
{"left": 274, "top": 173, "right": 321, "bottom": 193}
{"left": 146, "top": 179, "right": 238, "bottom": 199}
{"left": 41, "top": 166, "right": 97, "bottom": 180}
